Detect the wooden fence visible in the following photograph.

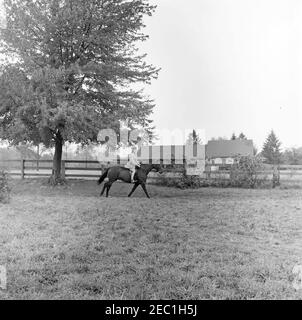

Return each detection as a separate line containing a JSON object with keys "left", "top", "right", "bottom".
{"left": 204, "top": 163, "right": 302, "bottom": 183}
{"left": 1, "top": 159, "right": 302, "bottom": 183}
{"left": 0, "top": 159, "right": 186, "bottom": 179}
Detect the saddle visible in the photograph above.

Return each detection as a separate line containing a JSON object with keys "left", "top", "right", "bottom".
{"left": 124, "top": 163, "right": 141, "bottom": 171}
{"left": 123, "top": 167, "right": 137, "bottom": 181}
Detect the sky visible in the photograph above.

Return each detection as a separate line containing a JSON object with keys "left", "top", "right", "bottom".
{"left": 0, "top": 0, "right": 301, "bottom": 151}
{"left": 139, "top": 0, "right": 302, "bottom": 150}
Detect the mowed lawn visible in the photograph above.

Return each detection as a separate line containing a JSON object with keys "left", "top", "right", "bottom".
{"left": 0, "top": 179, "right": 302, "bottom": 300}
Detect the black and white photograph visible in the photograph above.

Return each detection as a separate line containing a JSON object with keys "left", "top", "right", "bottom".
{"left": 0, "top": 0, "right": 302, "bottom": 304}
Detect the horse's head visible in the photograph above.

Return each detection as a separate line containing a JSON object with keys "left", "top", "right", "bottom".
{"left": 152, "top": 164, "right": 164, "bottom": 174}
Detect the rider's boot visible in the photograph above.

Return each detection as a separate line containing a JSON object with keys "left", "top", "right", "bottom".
{"left": 131, "top": 170, "right": 137, "bottom": 183}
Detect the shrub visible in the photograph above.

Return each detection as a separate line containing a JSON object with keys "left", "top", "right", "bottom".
{"left": 156, "top": 156, "right": 270, "bottom": 189}
{"left": 230, "top": 155, "right": 268, "bottom": 188}
{"left": 156, "top": 175, "right": 205, "bottom": 189}
{"left": 156, "top": 175, "right": 232, "bottom": 189}
{"left": 0, "top": 170, "right": 11, "bottom": 203}
{"left": 175, "top": 175, "right": 204, "bottom": 189}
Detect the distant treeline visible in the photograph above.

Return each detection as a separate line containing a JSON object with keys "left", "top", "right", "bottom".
{"left": 1, "top": 145, "right": 302, "bottom": 165}
{"left": 0, "top": 145, "right": 98, "bottom": 162}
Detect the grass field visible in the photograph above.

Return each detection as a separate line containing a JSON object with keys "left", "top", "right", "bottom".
{"left": 0, "top": 179, "right": 302, "bottom": 300}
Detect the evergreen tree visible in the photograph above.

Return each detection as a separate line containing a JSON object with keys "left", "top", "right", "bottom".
{"left": 0, "top": 0, "right": 159, "bottom": 184}
{"left": 238, "top": 132, "right": 247, "bottom": 140}
{"left": 261, "top": 130, "right": 282, "bottom": 164}
{"left": 231, "top": 133, "right": 237, "bottom": 140}
{"left": 186, "top": 129, "right": 202, "bottom": 145}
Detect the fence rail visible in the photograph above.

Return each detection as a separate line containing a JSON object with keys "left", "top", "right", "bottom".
{"left": 1, "top": 159, "right": 302, "bottom": 182}
{"left": 0, "top": 159, "right": 186, "bottom": 179}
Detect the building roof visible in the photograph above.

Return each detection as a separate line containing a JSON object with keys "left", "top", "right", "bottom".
{"left": 206, "top": 139, "right": 254, "bottom": 158}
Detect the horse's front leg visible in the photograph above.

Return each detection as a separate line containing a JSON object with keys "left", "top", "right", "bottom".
{"left": 141, "top": 183, "right": 150, "bottom": 199}
{"left": 100, "top": 183, "right": 107, "bottom": 196}
{"left": 128, "top": 182, "right": 139, "bottom": 197}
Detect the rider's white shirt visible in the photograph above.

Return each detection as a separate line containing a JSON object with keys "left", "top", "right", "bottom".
{"left": 125, "top": 153, "right": 140, "bottom": 170}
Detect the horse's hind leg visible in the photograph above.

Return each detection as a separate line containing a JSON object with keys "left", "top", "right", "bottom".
{"left": 106, "top": 182, "right": 113, "bottom": 198}
{"left": 100, "top": 182, "right": 107, "bottom": 196}
{"left": 101, "top": 181, "right": 111, "bottom": 196}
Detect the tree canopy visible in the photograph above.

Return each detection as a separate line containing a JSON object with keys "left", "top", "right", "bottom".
{"left": 0, "top": 0, "right": 159, "bottom": 181}
{"left": 282, "top": 147, "right": 302, "bottom": 165}
{"left": 261, "top": 130, "right": 282, "bottom": 164}
{"left": 0, "top": 0, "right": 158, "bottom": 144}
{"left": 238, "top": 132, "right": 247, "bottom": 140}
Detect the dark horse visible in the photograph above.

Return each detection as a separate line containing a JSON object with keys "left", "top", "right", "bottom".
{"left": 97, "top": 164, "right": 163, "bottom": 198}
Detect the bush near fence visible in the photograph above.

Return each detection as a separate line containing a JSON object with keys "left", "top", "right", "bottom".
{"left": 156, "top": 175, "right": 232, "bottom": 189}
{"left": 156, "top": 155, "right": 296, "bottom": 189}
{"left": 229, "top": 155, "right": 269, "bottom": 188}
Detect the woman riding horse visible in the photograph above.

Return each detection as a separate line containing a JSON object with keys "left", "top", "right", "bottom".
{"left": 125, "top": 145, "right": 141, "bottom": 183}
{"left": 98, "top": 162, "right": 163, "bottom": 198}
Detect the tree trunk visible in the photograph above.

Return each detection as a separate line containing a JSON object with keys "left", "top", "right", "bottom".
{"left": 49, "top": 132, "right": 65, "bottom": 185}
{"left": 37, "top": 145, "right": 39, "bottom": 172}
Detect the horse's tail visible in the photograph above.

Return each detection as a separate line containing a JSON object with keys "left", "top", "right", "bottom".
{"left": 97, "top": 168, "right": 110, "bottom": 185}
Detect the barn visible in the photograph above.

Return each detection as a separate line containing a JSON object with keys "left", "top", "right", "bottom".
{"left": 205, "top": 139, "right": 254, "bottom": 165}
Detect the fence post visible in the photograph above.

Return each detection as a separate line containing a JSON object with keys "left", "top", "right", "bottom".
{"left": 183, "top": 157, "right": 187, "bottom": 176}
{"left": 149, "top": 146, "right": 153, "bottom": 164}
{"left": 205, "top": 163, "right": 211, "bottom": 180}
{"left": 21, "top": 159, "right": 25, "bottom": 179}
{"left": 61, "top": 160, "right": 66, "bottom": 179}
{"left": 171, "top": 145, "right": 176, "bottom": 167}
{"left": 272, "top": 164, "right": 280, "bottom": 188}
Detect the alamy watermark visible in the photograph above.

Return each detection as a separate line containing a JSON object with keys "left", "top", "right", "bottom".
{"left": 95, "top": 124, "right": 206, "bottom": 163}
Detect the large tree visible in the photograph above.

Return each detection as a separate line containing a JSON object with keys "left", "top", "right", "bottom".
{"left": 0, "top": 0, "right": 159, "bottom": 183}
{"left": 261, "top": 130, "right": 282, "bottom": 164}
